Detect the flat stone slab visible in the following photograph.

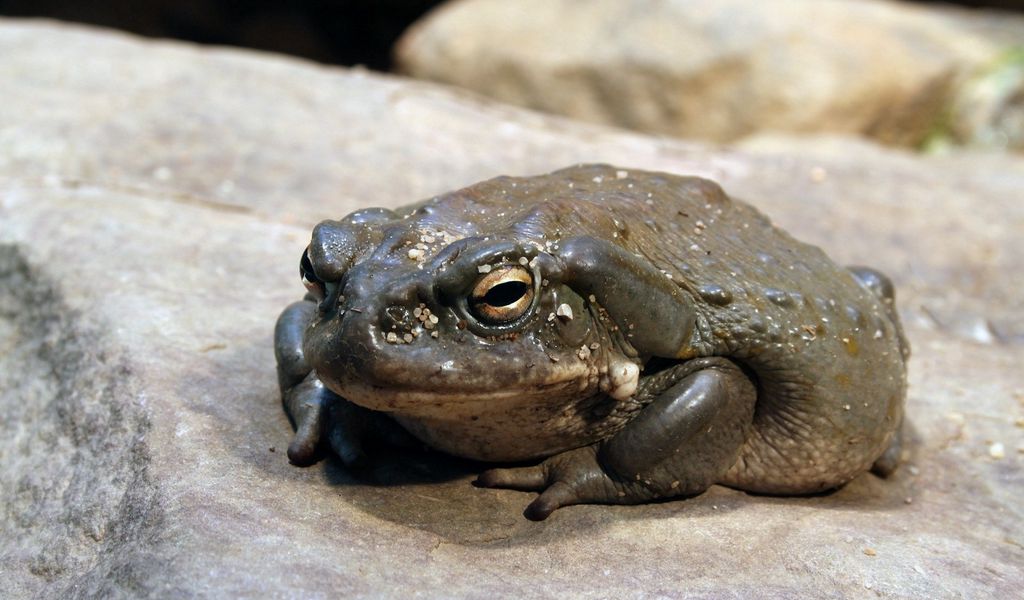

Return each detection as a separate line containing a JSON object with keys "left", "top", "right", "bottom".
{"left": 1, "top": 20, "right": 1022, "bottom": 598}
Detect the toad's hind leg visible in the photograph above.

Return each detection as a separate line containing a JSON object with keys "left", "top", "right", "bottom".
{"left": 848, "top": 265, "right": 910, "bottom": 360}
{"left": 870, "top": 418, "right": 904, "bottom": 477}
{"left": 476, "top": 357, "right": 756, "bottom": 520}
{"left": 847, "top": 265, "right": 895, "bottom": 304}
{"left": 847, "top": 266, "right": 907, "bottom": 477}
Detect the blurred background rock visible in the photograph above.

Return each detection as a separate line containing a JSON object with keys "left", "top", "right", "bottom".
{"left": 1, "top": 0, "right": 1021, "bottom": 152}
{"left": 395, "top": 0, "right": 1024, "bottom": 153}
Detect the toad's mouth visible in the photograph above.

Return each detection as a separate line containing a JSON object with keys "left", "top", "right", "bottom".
{"left": 317, "top": 352, "right": 646, "bottom": 416}
{"left": 324, "top": 363, "right": 649, "bottom": 424}
{"left": 329, "top": 375, "right": 588, "bottom": 415}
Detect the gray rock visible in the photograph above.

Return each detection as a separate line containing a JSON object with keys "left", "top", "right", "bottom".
{"left": 395, "top": 0, "right": 1024, "bottom": 151}
{"left": 1, "top": 20, "right": 1022, "bottom": 598}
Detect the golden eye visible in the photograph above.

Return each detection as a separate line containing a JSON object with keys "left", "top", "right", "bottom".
{"left": 469, "top": 265, "right": 534, "bottom": 325}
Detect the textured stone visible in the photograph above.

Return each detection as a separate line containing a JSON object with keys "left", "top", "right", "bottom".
{"left": 1, "top": 20, "right": 1022, "bottom": 598}
{"left": 396, "top": 0, "right": 1024, "bottom": 150}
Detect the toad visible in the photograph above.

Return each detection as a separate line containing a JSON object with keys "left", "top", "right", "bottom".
{"left": 274, "top": 165, "right": 909, "bottom": 520}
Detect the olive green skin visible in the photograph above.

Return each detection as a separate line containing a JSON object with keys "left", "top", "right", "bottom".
{"left": 280, "top": 164, "right": 908, "bottom": 510}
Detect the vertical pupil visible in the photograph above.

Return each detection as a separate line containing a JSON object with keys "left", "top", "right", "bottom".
{"left": 484, "top": 281, "right": 528, "bottom": 307}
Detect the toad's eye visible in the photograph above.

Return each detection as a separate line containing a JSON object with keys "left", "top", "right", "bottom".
{"left": 469, "top": 265, "right": 534, "bottom": 325}
{"left": 300, "top": 248, "right": 325, "bottom": 301}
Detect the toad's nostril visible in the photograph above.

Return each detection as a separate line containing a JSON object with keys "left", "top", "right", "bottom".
{"left": 382, "top": 305, "right": 410, "bottom": 330}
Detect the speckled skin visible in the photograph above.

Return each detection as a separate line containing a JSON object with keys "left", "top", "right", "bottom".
{"left": 275, "top": 164, "right": 909, "bottom": 519}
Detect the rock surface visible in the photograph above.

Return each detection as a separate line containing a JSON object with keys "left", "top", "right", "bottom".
{"left": 396, "top": 0, "right": 1024, "bottom": 151}
{"left": 2, "top": 20, "right": 1022, "bottom": 598}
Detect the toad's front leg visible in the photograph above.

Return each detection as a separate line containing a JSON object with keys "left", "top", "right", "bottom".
{"left": 275, "top": 300, "right": 411, "bottom": 467}
{"left": 476, "top": 357, "right": 756, "bottom": 520}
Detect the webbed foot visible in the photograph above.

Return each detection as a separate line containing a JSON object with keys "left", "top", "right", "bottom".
{"left": 476, "top": 446, "right": 653, "bottom": 521}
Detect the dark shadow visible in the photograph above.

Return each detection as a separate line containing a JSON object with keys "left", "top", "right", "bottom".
{"left": 320, "top": 442, "right": 484, "bottom": 488}
{"left": 316, "top": 445, "right": 570, "bottom": 544}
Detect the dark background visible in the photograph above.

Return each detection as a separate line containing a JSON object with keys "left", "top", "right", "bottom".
{"left": 0, "top": 0, "right": 1020, "bottom": 72}
{"left": 0, "top": 0, "right": 444, "bottom": 70}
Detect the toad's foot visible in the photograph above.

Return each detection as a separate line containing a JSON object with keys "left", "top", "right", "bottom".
{"left": 476, "top": 446, "right": 655, "bottom": 521}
